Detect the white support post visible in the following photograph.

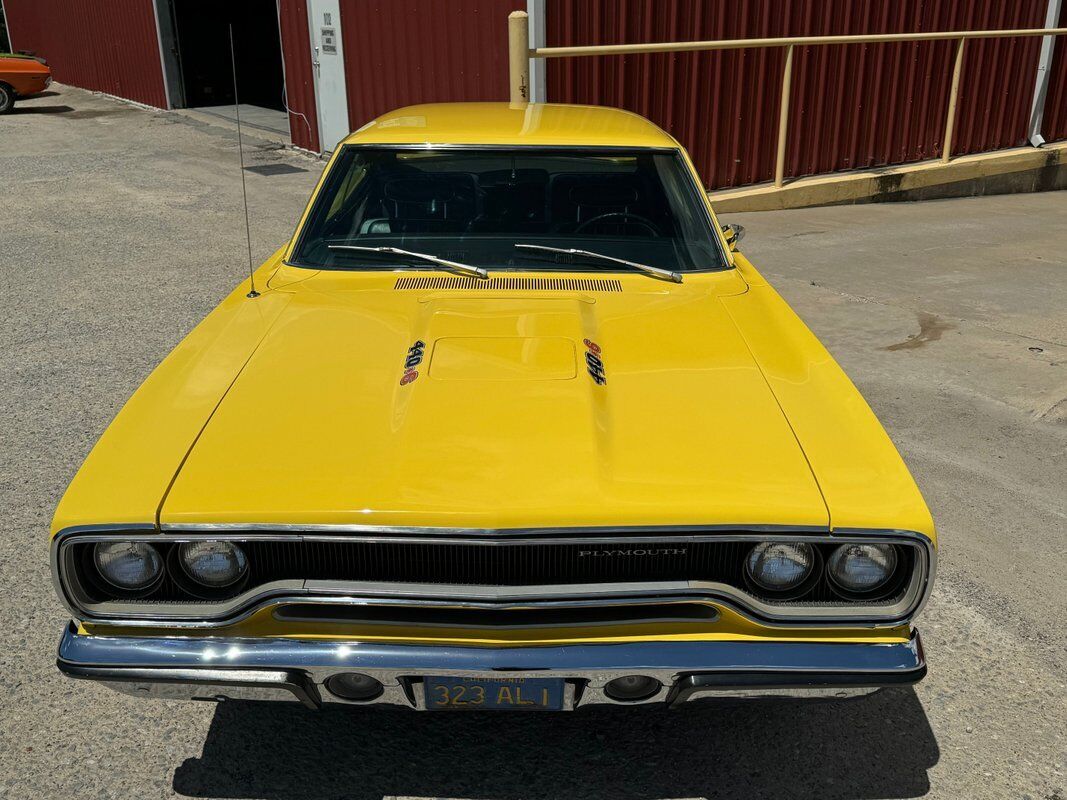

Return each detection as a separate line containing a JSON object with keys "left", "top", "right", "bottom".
{"left": 527, "top": 0, "right": 547, "bottom": 103}
{"left": 151, "top": 0, "right": 184, "bottom": 109}
{"left": 1028, "top": 0, "right": 1064, "bottom": 146}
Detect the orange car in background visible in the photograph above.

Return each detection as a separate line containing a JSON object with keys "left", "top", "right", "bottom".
{"left": 0, "top": 54, "right": 52, "bottom": 114}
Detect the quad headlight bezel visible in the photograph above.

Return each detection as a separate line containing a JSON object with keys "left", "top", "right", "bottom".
{"left": 743, "top": 540, "right": 823, "bottom": 599}
{"left": 827, "top": 542, "right": 901, "bottom": 598}
{"left": 90, "top": 541, "right": 164, "bottom": 595}
{"left": 172, "top": 540, "right": 250, "bottom": 599}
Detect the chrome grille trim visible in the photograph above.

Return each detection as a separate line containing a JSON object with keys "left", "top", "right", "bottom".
{"left": 51, "top": 526, "right": 935, "bottom": 630}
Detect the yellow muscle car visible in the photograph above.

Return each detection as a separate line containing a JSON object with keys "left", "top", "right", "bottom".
{"left": 52, "top": 103, "right": 935, "bottom": 711}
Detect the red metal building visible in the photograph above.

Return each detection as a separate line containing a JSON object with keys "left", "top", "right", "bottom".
{"left": 3, "top": 0, "right": 1064, "bottom": 189}
{"left": 339, "top": 0, "right": 524, "bottom": 131}
{"left": 3, "top": 0, "right": 168, "bottom": 108}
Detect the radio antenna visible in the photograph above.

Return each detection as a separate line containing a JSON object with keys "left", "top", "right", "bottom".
{"left": 228, "top": 23, "right": 258, "bottom": 298}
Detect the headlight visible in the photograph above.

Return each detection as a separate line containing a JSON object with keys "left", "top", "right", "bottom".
{"left": 745, "top": 542, "right": 815, "bottom": 592}
{"left": 178, "top": 541, "right": 249, "bottom": 588}
{"left": 828, "top": 543, "right": 898, "bottom": 593}
{"left": 93, "top": 541, "right": 163, "bottom": 590}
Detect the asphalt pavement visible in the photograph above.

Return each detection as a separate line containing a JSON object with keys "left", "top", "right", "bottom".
{"left": 1, "top": 85, "right": 1064, "bottom": 800}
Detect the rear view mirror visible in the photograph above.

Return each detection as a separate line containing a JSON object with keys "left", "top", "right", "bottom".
{"left": 721, "top": 223, "right": 745, "bottom": 250}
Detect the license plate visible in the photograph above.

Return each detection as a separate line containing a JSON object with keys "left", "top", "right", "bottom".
{"left": 424, "top": 676, "right": 565, "bottom": 711}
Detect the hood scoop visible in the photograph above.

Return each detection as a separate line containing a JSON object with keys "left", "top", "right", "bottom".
{"left": 394, "top": 276, "right": 622, "bottom": 292}
{"left": 430, "top": 337, "right": 576, "bottom": 381}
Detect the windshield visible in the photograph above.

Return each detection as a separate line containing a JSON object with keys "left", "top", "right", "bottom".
{"left": 290, "top": 147, "right": 727, "bottom": 273}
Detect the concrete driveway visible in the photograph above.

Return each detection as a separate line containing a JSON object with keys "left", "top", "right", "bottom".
{"left": 1, "top": 85, "right": 1064, "bottom": 800}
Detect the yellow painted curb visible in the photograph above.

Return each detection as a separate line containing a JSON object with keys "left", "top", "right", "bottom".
{"left": 708, "top": 141, "right": 1067, "bottom": 212}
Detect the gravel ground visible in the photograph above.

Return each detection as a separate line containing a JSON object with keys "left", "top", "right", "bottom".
{"left": 1, "top": 85, "right": 1064, "bottom": 800}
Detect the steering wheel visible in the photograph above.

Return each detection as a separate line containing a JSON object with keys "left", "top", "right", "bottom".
{"left": 574, "top": 212, "right": 662, "bottom": 237}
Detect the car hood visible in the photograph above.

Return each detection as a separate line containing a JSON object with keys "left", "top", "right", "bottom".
{"left": 0, "top": 54, "right": 50, "bottom": 74}
{"left": 159, "top": 270, "right": 829, "bottom": 529}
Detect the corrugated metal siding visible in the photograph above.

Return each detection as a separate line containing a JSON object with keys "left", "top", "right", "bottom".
{"left": 279, "top": 0, "right": 320, "bottom": 152}
{"left": 1041, "top": 3, "right": 1067, "bottom": 142}
{"left": 950, "top": 1, "right": 1045, "bottom": 156}
{"left": 339, "top": 0, "right": 523, "bottom": 131}
{"left": 4, "top": 0, "right": 167, "bottom": 108}
{"left": 546, "top": 0, "right": 1050, "bottom": 189}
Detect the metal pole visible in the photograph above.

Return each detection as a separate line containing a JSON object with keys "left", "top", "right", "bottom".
{"left": 229, "top": 25, "right": 258, "bottom": 298}
{"left": 1027, "top": 0, "right": 1064, "bottom": 146}
{"left": 774, "top": 44, "right": 794, "bottom": 188}
{"left": 527, "top": 0, "right": 547, "bottom": 103}
{"left": 509, "top": 10, "right": 530, "bottom": 105}
{"left": 942, "top": 37, "right": 966, "bottom": 164}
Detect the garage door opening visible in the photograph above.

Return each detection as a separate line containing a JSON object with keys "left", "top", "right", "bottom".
{"left": 163, "top": 0, "right": 289, "bottom": 137}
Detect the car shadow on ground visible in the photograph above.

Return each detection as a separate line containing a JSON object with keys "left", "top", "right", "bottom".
{"left": 172, "top": 687, "right": 938, "bottom": 800}
{"left": 12, "top": 104, "right": 73, "bottom": 114}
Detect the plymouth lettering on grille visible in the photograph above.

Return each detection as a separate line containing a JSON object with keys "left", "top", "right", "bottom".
{"left": 578, "top": 548, "right": 688, "bottom": 557}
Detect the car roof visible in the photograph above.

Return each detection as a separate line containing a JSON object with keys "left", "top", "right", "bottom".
{"left": 341, "top": 102, "right": 680, "bottom": 149}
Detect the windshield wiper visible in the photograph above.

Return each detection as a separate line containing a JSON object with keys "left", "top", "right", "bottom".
{"left": 327, "top": 244, "right": 488, "bottom": 279}
{"left": 514, "top": 244, "right": 682, "bottom": 283}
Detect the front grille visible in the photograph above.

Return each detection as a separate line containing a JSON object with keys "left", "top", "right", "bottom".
{"left": 393, "top": 276, "right": 623, "bottom": 292}
{"left": 251, "top": 539, "right": 747, "bottom": 586}
{"left": 68, "top": 537, "right": 915, "bottom": 608}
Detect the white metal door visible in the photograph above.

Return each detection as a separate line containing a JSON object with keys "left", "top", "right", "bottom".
{"left": 307, "top": 0, "right": 350, "bottom": 152}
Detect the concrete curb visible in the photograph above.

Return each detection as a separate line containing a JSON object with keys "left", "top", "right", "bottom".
{"left": 709, "top": 141, "right": 1067, "bottom": 212}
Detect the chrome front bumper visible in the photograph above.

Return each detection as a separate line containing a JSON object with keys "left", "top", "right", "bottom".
{"left": 56, "top": 623, "right": 926, "bottom": 710}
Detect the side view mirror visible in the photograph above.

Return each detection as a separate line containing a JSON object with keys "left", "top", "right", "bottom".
{"left": 721, "top": 223, "right": 745, "bottom": 250}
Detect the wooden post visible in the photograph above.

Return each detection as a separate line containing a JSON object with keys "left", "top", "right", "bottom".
{"left": 943, "top": 37, "right": 967, "bottom": 163}
{"left": 509, "top": 10, "right": 530, "bottom": 105}
{"left": 774, "top": 44, "right": 795, "bottom": 188}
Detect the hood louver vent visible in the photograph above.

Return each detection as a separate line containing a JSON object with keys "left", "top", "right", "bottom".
{"left": 394, "top": 276, "right": 623, "bottom": 292}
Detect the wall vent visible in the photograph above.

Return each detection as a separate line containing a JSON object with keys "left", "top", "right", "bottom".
{"left": 394, "top": 276, "right": 623, "bottom": 292}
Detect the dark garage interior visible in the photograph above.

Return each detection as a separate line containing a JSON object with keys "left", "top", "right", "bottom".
{"left": 166, "top": 0, "right": 288, "bottom": 132}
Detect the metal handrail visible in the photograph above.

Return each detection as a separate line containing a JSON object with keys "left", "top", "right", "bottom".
{"left": 529, "top": 27, "right": 1067, "bottom": 57}
{"left": 506, "top": 12, "right": 1067, "bottom": 187}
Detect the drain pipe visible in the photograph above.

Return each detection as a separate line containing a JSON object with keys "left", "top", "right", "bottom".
{"left": 1028, "top": 0, "right": 1064, "bottom": 146}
